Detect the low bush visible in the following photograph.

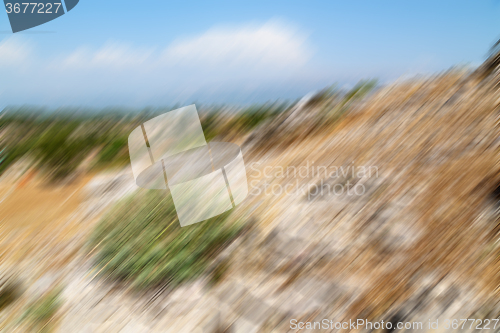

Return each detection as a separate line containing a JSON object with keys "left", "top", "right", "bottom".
{"left": 89, "top": 189, "right": 244, "bottom": 289}
{"left": 20, "top": 288, "right": 62, "bottom": 332}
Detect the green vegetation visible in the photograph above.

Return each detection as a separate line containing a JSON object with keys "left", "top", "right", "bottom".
{"left": 200, "top": 103, "right": 289, "bottom": 141}
{"left": 94, "top": 136, "right": 129, "bottom": 168}
{"left": 0, "top": 104, "right": 286, "bottom": 182}
{"left": 89, "top": 190, "right": 244, "bottom": 289}
{"left": 20, "top": 288, "right": 62, "bottom": 332}
{"left": 0, "top": 110, "right": 136, "bottom": 180}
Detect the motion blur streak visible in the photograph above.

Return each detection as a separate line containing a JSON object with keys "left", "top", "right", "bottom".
{"left": 0, "top": 46, "right": 498, "bottom": 333}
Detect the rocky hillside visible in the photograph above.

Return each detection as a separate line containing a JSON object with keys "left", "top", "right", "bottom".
{"left": 225, "top": 66, "right": 500, "bottom": 330}
{"left": 55, "top": 62, "right": 500, "bottom": 332}
{"left": 0, "top": 60, "right": 499, "bottom": 332}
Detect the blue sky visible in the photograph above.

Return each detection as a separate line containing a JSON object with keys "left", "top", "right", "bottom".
{"left": 0, "top": 0, "right": 499, "bottom": 106}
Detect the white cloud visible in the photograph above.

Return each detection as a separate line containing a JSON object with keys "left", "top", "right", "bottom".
{"left": 54, "top": 21, "right": 312, "bottom": 72}
{"left": 0, "top": 21, "right": 320, "bottom": 105}
{"left": 61, "top": 43, "right": 155, "bottom": 69}
{"left": 0, "top": 37, "right": 33, "bottom": 66}
{"left": 161, "top": 21, "right": 312, "bottom": 69}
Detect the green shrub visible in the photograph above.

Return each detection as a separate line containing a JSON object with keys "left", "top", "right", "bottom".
{"left": 89, "top": 190, "right": 244, "bottom": 289}
{"left": 95, "top": 136, "right": 129, "bottom": 167}
{"left": 21, "top": 288, "right": 62, "bottom": 332}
